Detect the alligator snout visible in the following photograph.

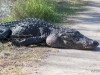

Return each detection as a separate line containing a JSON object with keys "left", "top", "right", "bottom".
{"left": 83, "top": 40, "right": 99, "bottom": 50}
{"left": 74, "top": 36, "right": 99, "bottom": 50}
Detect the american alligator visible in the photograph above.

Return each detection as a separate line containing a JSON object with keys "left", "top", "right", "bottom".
{"left": 0, "top": 18, "right": 99, "bottom": 50}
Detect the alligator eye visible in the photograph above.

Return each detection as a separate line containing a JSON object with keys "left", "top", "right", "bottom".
{"left": 58, "top": 33, "right": 64, "bottom": 36}
{"left": 62, "top": 36, "right": 68, "bottom": 39}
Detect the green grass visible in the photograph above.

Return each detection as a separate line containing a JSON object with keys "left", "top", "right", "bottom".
{"left": 0, "top": 0, "right": 84, "bottom": 23}
{"left": 10, "top": 0, "right": 62, "bottom": 22}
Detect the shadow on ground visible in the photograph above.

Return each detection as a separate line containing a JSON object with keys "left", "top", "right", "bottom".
{"left": 93, "top": 47, "right": 100, "bottom": 52}
{"left": 65, "top": 1, "right": 100, "bottom": 25}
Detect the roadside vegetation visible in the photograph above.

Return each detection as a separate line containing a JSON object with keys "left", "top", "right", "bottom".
{"left": 1, "top": 0, "right": 84, "bottom": 23}
{"left": 0, "top": 0, "right": 85, "bottom": 75}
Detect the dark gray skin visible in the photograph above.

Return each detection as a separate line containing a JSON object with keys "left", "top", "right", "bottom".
{"left": 0, "top": 18, "right": 99, "bottom": 50}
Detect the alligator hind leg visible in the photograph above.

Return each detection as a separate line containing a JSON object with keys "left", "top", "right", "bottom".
{"left": 0, "top": 26, "right": 11, "bottom": 39}
{"left": 46, "top": 33, "right": 66, "bottom": 48}
{"left": 12, "top": 36, "right": 46, "bottom": 46}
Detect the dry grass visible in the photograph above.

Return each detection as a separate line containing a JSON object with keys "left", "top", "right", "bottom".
{"left": 0, "top": 43, "right": 51, "bottom": 75}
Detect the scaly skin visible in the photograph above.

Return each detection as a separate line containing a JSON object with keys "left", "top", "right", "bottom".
{"left": 0, "top": 18, "right": 99, "bottom": 50}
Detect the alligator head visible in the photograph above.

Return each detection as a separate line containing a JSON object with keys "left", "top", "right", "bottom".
{"left": 46, "top": 30, "right": 99, "bottom": 50}
{"left": 59, "top": 30, "right": 99, "bottom": 50}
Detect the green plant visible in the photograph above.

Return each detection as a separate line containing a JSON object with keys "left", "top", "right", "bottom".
{"left": 11, "top": 0, "right": 62, "bottom": 22}
{"left": 0, "top": 16, "right": 13, "bottom": 23}
{"left": 0, "top": 0, "right": 84, "bottom": 23}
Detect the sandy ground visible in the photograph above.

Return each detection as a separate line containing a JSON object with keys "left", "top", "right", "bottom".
{"left": 24, "top": 0, "right": 100, "bottom": 75}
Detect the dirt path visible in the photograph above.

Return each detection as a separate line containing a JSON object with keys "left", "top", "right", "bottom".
{"left": 27, "top": 0, "right": 100, "bottom": 75}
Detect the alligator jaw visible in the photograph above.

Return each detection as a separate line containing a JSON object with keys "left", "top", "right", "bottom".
{"left": 83, "top": 40, "right": 99, "bottom": 50}
{"left": 63, "top": 40, "right": 99, "bottom": 50}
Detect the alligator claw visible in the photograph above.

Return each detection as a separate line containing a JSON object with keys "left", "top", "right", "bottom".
{"left": 12, "top": 40, "right": 21, "bottom": 47}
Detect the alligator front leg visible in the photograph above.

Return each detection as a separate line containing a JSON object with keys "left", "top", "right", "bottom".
{"left": 46, "top": 33, "right": 66, "bottom": 48}
{"left": 12, "top": 36, "right": 46, "bottom": 46}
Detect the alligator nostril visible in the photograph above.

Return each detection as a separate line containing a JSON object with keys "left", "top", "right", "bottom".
{"left": 93, "top": 41, "right": 99, "bottom": 46}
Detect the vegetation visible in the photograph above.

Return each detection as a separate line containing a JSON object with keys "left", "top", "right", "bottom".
{"left": 0, "top": 0, "right": 83, "bottom": 23}
{"left": 10, "top": 0, "right": 62, "bottom": 22}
